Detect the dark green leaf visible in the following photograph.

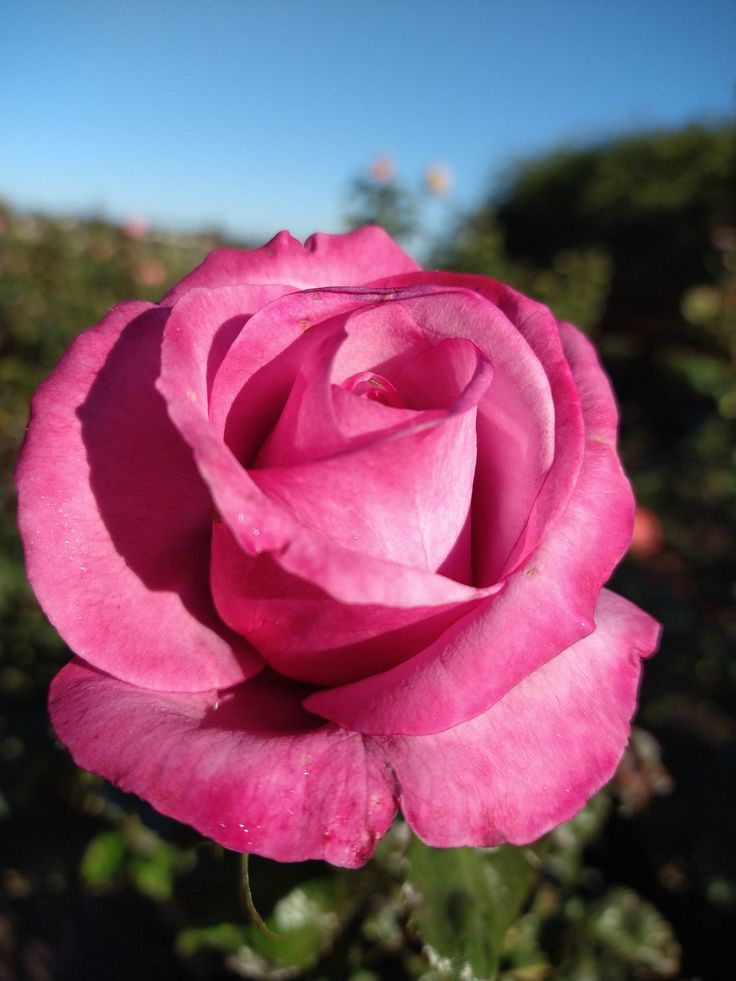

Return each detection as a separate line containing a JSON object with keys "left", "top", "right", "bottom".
{"left": 406, "top": 839, "right": 536, "bottom": 981}
{"left": 179, "top": 876, "right": 358, "bottom": 978}
{"left": 80, "top": 829, "right": 126, "bottom": 887}
{"left": 587, "top": 887, "right": 680, "bottom": 977}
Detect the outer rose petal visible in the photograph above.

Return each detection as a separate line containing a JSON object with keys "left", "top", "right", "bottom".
{"left": 16, "top": 302, "right": 260, "bottom": 692}
{"left": 49, "top": 660, "right": 397, "bottom": 868}
{"left": 382, "top": 589, "right": 660, "bottom": 846}
{"left": 49, "top": 591, "right": 657, "bottom": 865}
{"left": 162, "top": 226, "right": 420, "bottom": 303}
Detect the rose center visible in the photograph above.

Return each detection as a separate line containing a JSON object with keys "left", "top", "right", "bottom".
{"left": 341, "top": 371, "right": 405, "bottom": 408}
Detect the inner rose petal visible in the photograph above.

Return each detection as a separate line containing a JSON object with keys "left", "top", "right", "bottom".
{"left": 254, "top": 323, "right": 429, "bottom": 468}
{"left": 341, "top": 371, "right": 405, "bottom": 407}
{"left": 249, "top": 336, "right": 492, "bottom": 580}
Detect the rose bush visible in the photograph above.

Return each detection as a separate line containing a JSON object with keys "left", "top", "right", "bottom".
{"left": 16, "top": 227, "right": 659, "bottom": 868}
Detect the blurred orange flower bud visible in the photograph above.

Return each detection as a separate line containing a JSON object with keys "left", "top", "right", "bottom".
{"left": 134, "top": 258, "right": 166, "bottom": 287}
{"left": 630, "top": 506, "right": 664, "bottom": 558}
{"left": 370, "top": 155, "right": 395, "bottom": 184}
{"left": 424, "top": 163, "right": 452, "bottom": 198}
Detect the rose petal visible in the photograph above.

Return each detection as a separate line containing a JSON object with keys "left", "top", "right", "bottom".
{"left": 208, "top": 289, "right": 375, "bottom": 454}
{"left": 369, "top": 288, "right": 558, "bottom": 584}
{"left": 208, "top": 283, "right": 549, "bottom": 596}
{"left": 211, "top": 523, "right": 481, "bottom": 687}
{"left": 161, "top": 283, "right": 294, "bottom": 414}
{"left": 251, "top": 337, "right": 491, "bottom": 575}
{"left": 49, "top": 660, "right": 397, "bottom": 868}
{"left": 304, "top": 320, "right": 634, "bottom": 733}
{"left": 371, "top": 272, "right": 587, "bottom": 581}
{"left": 160, "top": 286, "right": 498, "bottom": 610}
{"left": 16, "top": 303, "right": 261, "bottom": 691}
{"left": 162, "top": 226, "right": 420, "bottom": 304}
{"left": 557, "top": 320, "right": 620, "bottom": 440}
{"left": 382, "top": 589, "right": 660, "bottom": 846}
{"left": 253, "top": 321, "right": 431, "bottom": 468}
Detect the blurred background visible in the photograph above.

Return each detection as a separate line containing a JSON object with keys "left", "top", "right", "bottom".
{"left": 1, "top": 1, "right": 735, "bottom": 979}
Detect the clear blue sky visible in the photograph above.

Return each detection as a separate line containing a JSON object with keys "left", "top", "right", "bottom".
{"left": 2, "top": 0, "right": 734, "bottom": 245}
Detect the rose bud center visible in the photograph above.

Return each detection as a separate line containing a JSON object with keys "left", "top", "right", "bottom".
{"left": 341, "top": 371, "right": 406, "bottom": 408}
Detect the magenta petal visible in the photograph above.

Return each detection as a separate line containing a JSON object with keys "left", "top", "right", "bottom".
{"left": 49, "top": 660, "right": 397, "bottom": 868}
{"left": 252, "top": 304, "right": 491, "bottom": 469}
{"left": 251, "top": 322, "right": 374, "bottom": 468}
{"left": 304, "top": 322, "right": 634, "bottom": 733}
{"left": 252, "top": 352, "right": 490, "bottom": 575}
{"left": 211, "top": 523, "right": 481, "bottom": 686}
{"left": 16, "top": 302, "right": 260, "bottom": 692}
{"left": 376, "top": 288, "right": 558, "bottom": 584}
{"left": 161, "top": 287, "right": 495, "bottom": 610}
{"left": 160, "top": 282, "right": 295, "bottom": 422}
{"left": 163, "top": 226, "right": 420, "bottom": 304}
{"left": 558, "top": 321, "right": 620, "bottom": 440}
{"left": 382, "top": 589, "right": 660, "bottom": 847}
{"left": 371, "top": 272, "right": 587, "bottom": 581}
{"left": 208, "top": 288, "right": 367, "bottom": 446}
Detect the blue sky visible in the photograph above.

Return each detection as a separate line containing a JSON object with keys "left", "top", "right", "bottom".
{"left": 2, "top": 0, "right": 734, "bottom": 245}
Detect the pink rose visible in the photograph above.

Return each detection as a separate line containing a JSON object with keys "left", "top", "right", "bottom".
{"left": 17, "top": 228, "right": 659, "bottom": 867}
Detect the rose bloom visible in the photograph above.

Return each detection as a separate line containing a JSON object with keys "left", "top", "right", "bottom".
{"left": 17, "top": 228, "right": 659, "bottom": 867}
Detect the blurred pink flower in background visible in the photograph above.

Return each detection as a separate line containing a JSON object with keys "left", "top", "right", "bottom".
{"left": 123, "top": 215, "right": 150, "bottom": 240}
{"left": 134, "top": 257, "right": 166, "bottom": 287}
{"left": 629, "top": 506, "right": 665, "bottom": 558}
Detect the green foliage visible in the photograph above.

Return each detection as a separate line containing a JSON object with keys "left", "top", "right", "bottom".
{"left": 80, "top": 816, "right": 195, "bottom": 900}
{"left": 430, "top": 210, "right": 613, "bottom": 335}
{"left": 585, "top": 888, "right": 680, "bottom": 977}
{"left": 80, "top": 830, "right": 127, "bottom": 886}
{"left": 345, "top": 175, "right": 420, "bottom": 243}
{"left": 405, "top": 842, "right": 536, "bottom": 981}
{"left": 179, "top": 874, "right": 357, "bottom": 976}
{"left": 494, "top": 123, "right": 734, "bottom": 278}
{"left": 436, "top": 122, "right": 734, "bottom": 337}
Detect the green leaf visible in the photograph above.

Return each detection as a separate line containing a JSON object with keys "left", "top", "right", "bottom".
{"left": 179, "top": 876, "right": 358, "bottom": 978}
{"left": 80, "top": 830, "right": 126, "bottom": 887}
{"left": 128, "top": 835, "right": 182, "bottom": 902}
{"left": 586, "top": 887, "right": 680, "bottom": 977}
{"left": 248, "top": 877, "right": 351, "bottom": 968}
{"left": 177, "top": 922, "right": 249, "bottom": 958}
{"left": 542, "top": 793, "right": 612, "bottom": 886}
{"left": 556, "top": 942, "right": 627, "bottom": 981}
{"left": 406, "top": 840, "right": 536, "bottom": 981}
